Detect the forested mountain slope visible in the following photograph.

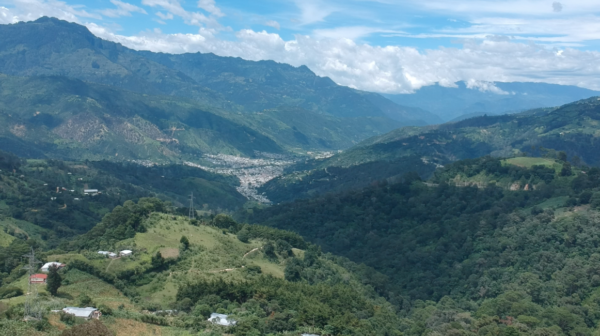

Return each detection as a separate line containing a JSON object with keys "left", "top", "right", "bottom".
{"left": 260, "top": 96, "right": 600, "bottom": 203}
{"left": 0, "top": 17, "right": 428, "bottom": 150}
{"left": 0, "top": 74, "right": 406, "bottom": 160}
{"left": 0, "top": 150, "right": 245, "bottom": 246}
{"left": 325, "top": 97, "right": 600, "bottom": 169}
{"left": 243, "top": 156, "right": 600, "bottom": 335}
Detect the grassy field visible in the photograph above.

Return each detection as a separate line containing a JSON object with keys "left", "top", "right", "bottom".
{"left": 0, "top": 229, "right": 14, "bottom": 247}
{"left": 0, "top": 213, "right": 295, "bottom": 335}
{"left": 504, "top": 157, "right": 560, "bottom": 169}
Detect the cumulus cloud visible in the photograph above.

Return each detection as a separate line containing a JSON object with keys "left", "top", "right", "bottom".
{"left": 100, "top": 0, "right": 147, "bottom": 18}
{"left": 2, "top": 0, "right": 600, "bottom": 94}
{"left": 87, "top": 25, "right": 600, "bottom": 93}
{"left": 264, "top": 20, "right": 280, "bottom": 30}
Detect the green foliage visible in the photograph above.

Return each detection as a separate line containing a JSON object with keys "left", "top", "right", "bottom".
{"left": 70, "top": 198, "right": 164, "bottom": 250}
{"left": 236, "top": 228, "right": 250, "bottom": 243}
{"left": 151, "top": 251, "right": 165, "bottom": 270}
{"left": 314, "top": 96, "right": 600, "bottom": 173}
{"left": 247, "top": 158, "right": 600, "bottom": 334}
{"left": 60, "top": 319, "right": 114, "bottom": 336}
{"left": 180, "top": 235, "right": 190, "bottom": 251}
{"left": 177, "top": 276, "right": 402, "bottom": 335}
{"left": 0, "top": 286, "right": 23, "bottom": 299}
{"left": 260, "top": 155, "right": 437, "bottom": 203}
{"left": 78, "top": 294, "right": 95, "bottom": 307}
{"left": 46, "top": 264, "right": 62, "bottom": 296}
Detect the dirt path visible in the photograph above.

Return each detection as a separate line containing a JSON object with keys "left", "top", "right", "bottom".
{"left": 105, "top": 257, "right": 119, "bottom": 272}
{"left": 243, "top": 247, "right": 262, "bottom": 259}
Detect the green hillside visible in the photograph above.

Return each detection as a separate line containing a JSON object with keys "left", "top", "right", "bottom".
{"left": 256, "top": 97, "right": 600, "bottom": 202}
{"left": 0, "top": 199, "right": 402, "bottom": 335}
{"left": 0, "top": 73, "right": 407, "bottom": 160}
{"left": 323, "top": 97, "right": 600, "bottom": 168}
{"left": 0, "top": 150, "right": 245, "bottom": 245}
{"left": 242, "top": 156, "right": 600, "bottom": 335}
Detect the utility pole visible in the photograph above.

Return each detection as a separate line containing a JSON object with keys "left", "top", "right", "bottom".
{"left": 22, "top": 247, "right": 42, "bottom": 321}
{"left": 188, "top": 192, "right": 195, "bottom": 220}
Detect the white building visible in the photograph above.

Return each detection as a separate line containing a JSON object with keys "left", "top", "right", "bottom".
{"left": 84, "top": 189, "right": 99, "bottom": 194}
{"left": 98, "top": 251, "right": 110, "bottom": 256}
{"left": 62, "top": 307, "right": 101, "bottom": 320}
{"left": 119, "top": 250, "right": 133, "bottom": 257}
{"left": 208, "top": 313, "right": 236, "bottom": 326}
{"left": 41, "top": 262, "right": 65, "bottom": 273}
{"left": 108, "top": 252, "right": 118, "bottom": 258}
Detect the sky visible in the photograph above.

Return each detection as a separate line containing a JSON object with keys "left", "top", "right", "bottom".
{"left": 1, "top": 0, "right": 600, "bottom": 93}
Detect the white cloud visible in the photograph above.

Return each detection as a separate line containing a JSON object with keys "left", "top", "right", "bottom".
{"left": 197, "top": 0, "right": 223, "bottom": 18}
{"left": 314, "top": 26, "right": 403, "bottom": 40}
{"left": 141, "top": 0, "right": 219, "bottom": 28}
{"left": 2, "top": 0, "right": 600, "bottom": 95}
{"left": 100, "top": 0, "right": 147, "bottom": 18}
{"left": 0, "top": 0, "right": 100, "bottom": 24}
{"left": 88, "top": 25, "right": 600, "bottom": 93}
{"left": 294, "top": 0, "right": 337, "bottom": 25}
{"left": 156, "top": 11, "right": 173, "bottom": 20}
{"left": 264, "top": 20, "right": 280, "bottom": 30}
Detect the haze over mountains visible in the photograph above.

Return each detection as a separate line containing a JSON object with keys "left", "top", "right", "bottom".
{"left": 0, "top": 17, "right": 598, "bottom": 164}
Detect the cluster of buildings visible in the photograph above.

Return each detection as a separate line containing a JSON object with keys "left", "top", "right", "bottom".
{"left": 185, "top": 153, "right": 296, "bottom": 204}
{"left": 98, "top": 250, "right": 133, "bottom": 258}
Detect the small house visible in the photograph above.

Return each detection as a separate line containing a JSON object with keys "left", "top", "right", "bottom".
{"left": 208, "top": 313, "right": 236, "bottom": 326}
{"left": 84, "top": 189, "right": 99, "bottom": 194}
{"left": 62, "top": 307, "right": 101, "bottom": 320}
{"left": 108, "top": 253, "right": 118, "bottom": 258}
{"left": 98, "top": 251, "right": 110, "bottom": 256}
{"left": 41, "top": 262, "right": 65, "bottom": 273}
{"left": 119, "top": 250, "right": 133, "bottom": 257}
{"left": 30, "top": 274, "right": 47, "bottom": 284}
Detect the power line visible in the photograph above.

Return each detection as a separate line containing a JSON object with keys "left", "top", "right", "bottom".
{"left": 22, "top": 247, "right": 42, "bottom": 321}
{"left": 188, "top": 192, "right": 195, "bottom": 220}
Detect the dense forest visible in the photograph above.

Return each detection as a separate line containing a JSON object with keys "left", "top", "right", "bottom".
{"left": 242, "top": 156, "right": 600, "bottom": 335}
{"left": 0, "top": 150, "right": 245, "bottom": 240}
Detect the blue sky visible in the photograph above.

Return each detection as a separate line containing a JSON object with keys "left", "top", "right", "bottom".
{"left": 1, "top": 0, "right": 600, "bottom": 93}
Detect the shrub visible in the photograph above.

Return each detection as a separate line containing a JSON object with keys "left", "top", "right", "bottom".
{"left": 0, "top": 286, "right": 23, "bottom": 299}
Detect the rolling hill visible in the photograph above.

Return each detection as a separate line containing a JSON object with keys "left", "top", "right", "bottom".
{"left": 243, "top": 156, "right": 600, "bottom": 335}
{"left": 258, "top": 97, "right": 600, "bottom": 203}
{"left": 0, "top": 199, "right": 403, "bottom": 335}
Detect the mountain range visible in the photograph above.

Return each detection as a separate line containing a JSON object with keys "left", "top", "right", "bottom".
{"left": 260, "top": 97, "right": 600, "bottom": 202}
{"left": 384, "top": 81, "right": 599, "bottom": 121}
{"left": 0, "top": 17, "right": 443, "bottom": 160}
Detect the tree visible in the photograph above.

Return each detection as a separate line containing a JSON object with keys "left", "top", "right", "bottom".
{"left": 561, "top": 162, "right": 572, "bottom": 176}
{"left": 151, "top": 251, "right": 165, "bottom": 269}
{"left": 180, "top": 236, "right": 190, "bottom": 251}
{"left": 263, "top": 242, "right": 277, "bottom": 260}
{"left": 47, "top": 264, "right": 62, "bottom": 296}
{"left": 237, "top": 228, "right": 250, "bottom": 243}
{"left": 558, "top": 151, "right": 568, "bottom": 162}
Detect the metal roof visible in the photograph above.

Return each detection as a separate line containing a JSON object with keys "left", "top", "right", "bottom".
{"left": 63, "top": 307, "right": 98, "bottom": 318}
{"left": 208, "top": 313, "right": 236, "bottom": 326}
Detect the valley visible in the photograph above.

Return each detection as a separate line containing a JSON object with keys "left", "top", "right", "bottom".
{"left": 2, "top": 12, "right": 600, "bottom": 336}
{"left": 185, "top": 153, "right": 297, "bottom": 203}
